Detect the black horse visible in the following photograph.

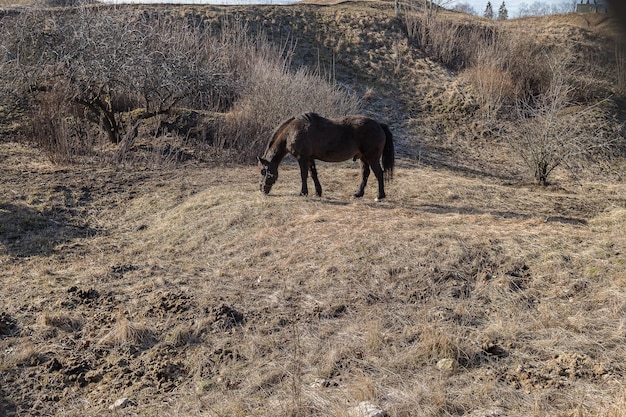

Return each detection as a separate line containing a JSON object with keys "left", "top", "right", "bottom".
{"left": 258, "top": 113, "right": 394, "bottom": 201}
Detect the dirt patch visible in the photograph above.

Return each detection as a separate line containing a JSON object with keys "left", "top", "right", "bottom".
{"left": 503, "top": 353, "right": 613, "bottom": 391}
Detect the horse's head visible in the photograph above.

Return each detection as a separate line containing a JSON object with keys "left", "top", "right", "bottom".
{"left": 258, "top": 157, "right": 278, "bottom": 194}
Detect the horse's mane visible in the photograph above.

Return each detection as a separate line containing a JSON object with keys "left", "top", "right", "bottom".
{"left": 264, "top": 116, "right": 296, "bottom": 154}
{"left": 265, "top": 113, "right": 322, "bottom": 154}
{"left": 297, "top": 112, "right": 323, "bottom": 124}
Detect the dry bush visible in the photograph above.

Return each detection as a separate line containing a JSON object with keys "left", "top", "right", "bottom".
{"left": 500, "top": 35, "right": 554, "bottom": 102}
{"left": 401, "top": 9, "right": 557, "bottom": 119}
{"left": 40, "top": 312, "right": 84, "bottom": 332}
{"left": 462, "top": 64, "right": 514, "bottom": 119}
{"left": 0, "top": 8, "right": 360, "bottom": 164}
{"left": 0, "top": 7, "right": 238, "bottom": 160}
{"left": 506, "top": 54, "right": 620, "bottom": 184}
{"left": 460, "top": 30, "right": 547, "bottom": 119}
{"left": 217, "top": 62, "right": 362, "bottom": 162}
{"left": 24, "top": 90, "right": 96, "bottom": 164}
{"left": 212, "top": 17, "right": 362, "bottom": 162}
{"left": 402, "top": 5, "right": 486, "bottom": 69}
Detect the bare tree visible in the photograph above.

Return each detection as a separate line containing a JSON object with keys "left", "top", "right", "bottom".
{"left": 506, "top": 54, "right": 618, "bottom": 184}
{"left": 518, "top": 1, "right": 575, "bottom": 17}
{"left": 0, "top": 7, "right": 234, "bottom": 154}
{"left": 452, "top": 2, "right": 478, "bottom": 15}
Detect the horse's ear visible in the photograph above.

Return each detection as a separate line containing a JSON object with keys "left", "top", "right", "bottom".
{"left": 258, "top": 157, "right": 270, "bottom": 166}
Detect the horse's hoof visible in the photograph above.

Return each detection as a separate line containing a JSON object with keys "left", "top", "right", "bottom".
{"left": 353, "top": 193, "right": 364, "bottom": 199}
{"left": 375, "top": 197, "right": 385, "bottom": 202}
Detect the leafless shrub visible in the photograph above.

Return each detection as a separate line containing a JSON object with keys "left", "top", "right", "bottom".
{"left": 401, "top": 8, "right": 556, "bottom": 118}
{"left": 506, "top": 54, "right": 619, "bottom": 185}
{"left": 216, "top": 60, "right": 362, "bottom": 162}
{"left": 25, "top": 89, "right": 96, "bottom": 164}
{"left": 501, "top": 36, "right": 554, "bottom": 102}
{"left": 462, "top": 32, "right": 555, "bottom": 119}
{"left": 1, "top": 8, "right": 359, "bottom": 164}
{"left": 1, "top": 7, "right": 236, "bottom": 161}
{"left": 208, "top": 18, "right": 362, "bottom": 162}
{"left": 462, "top": 64, "right": 514, "bottom": 119}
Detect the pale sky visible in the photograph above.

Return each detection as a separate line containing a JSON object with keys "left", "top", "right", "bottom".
{"left": 447, "top": 0, "right": 578, "bottom": 17}
{"left": 103, "top": 0, "right": 582, "bottom": 17}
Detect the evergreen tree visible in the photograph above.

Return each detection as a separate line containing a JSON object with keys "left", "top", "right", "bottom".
{"left": 484, "top": 1, "right": 494, "bottom": 19}
{"left": 498, "top": 1, "right": 509, "bottom": 20}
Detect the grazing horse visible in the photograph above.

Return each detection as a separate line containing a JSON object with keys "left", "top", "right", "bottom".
{"left": 258, "top": 113, "right": 394, "bottom": 201}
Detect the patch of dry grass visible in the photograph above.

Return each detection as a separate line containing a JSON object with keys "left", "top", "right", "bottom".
{"left": 2, "top": 145, "right": 625, "bottom": 415}
{"left": 1, "top": 2, "right": 625, "bottom": 415}
{"left": 98, "top": 314, "right": 158, "bottom": 350}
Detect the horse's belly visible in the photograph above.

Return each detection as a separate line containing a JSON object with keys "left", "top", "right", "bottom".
{"left": 313, "top": 143, "right": 361, "bottom": 162}
{"left": 317, "top": 150, "right": 358, "bottom": 162}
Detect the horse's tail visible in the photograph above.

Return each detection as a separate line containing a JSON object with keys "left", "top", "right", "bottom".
{"left": 381, "top": 123, "right": 395, "bottom": 182}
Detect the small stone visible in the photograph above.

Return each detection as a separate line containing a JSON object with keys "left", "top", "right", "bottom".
{"left": 310, "top": 378, "right": 330, "bottom": 388}
{"left": 436, "top": 358, "right": 456, "bottom": 371}
{"left": 348, "top": 401, "right": 387, "bottom": 417}
{"left": 109, "top": 397, "right": 129, "bottom": 411}
{"left": 468, "top": 407, "right": 505, "bottom": 417}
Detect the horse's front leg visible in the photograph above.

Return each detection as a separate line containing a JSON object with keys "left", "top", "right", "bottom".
{"left": 354, "top": 159, "right": 370, "bottom": 198}
{"left": 298, "top": 159, "right": 309, "bottom": 196}
{"left": 309, "top": 160, "right": 322, "bottom": 197}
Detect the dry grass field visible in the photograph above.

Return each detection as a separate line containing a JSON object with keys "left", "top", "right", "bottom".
{"left": 1, "top": 1, "right": 626, "bottom": 416}
{"left": 2, "top": 139, "right": 626, "bottom": 416}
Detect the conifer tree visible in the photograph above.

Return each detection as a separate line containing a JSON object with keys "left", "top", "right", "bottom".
{"left": 484, "top": 1, "right": 494, "bottom": 19}
{"left": 498, "top": 1, "right": 509, "bottom": 19}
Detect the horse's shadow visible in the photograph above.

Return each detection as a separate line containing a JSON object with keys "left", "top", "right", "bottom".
{"left": 412, "top": 202, "right": 588, "bottom": 225}
{"left": 299, "top": 196, "right": 588, "bottom": 226}
{"left": 0, "top": 202, "right": 100, "bottom": 257}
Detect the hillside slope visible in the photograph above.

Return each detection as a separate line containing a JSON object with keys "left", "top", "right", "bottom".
{"left": 1, "top": 2, "right": 626, "bottom": 417}
{"left": 178, "top": 1, "right": 625, "bottom": 175}
{"left": 1, "top": 139, "right": 626, "bottom": 416}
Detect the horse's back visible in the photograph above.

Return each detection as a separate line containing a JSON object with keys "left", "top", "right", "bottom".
{"left": 281, "top": 113, "right": 387, "bottom": 162}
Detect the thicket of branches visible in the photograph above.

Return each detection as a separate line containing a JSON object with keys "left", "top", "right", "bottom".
{"left": 1, "top": 3, "right": 623, "bottom": 183}
{"left": 0, "top": 6, "right": 360, "bottom": 163}
{"left": 401, "top": 3, "right": 623, "bottom": 183}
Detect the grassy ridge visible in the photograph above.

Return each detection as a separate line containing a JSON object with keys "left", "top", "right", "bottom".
{"left": 1, "top": 2, "right": 626, "bottom": 416}
{"left": 1, "top": 142, "right": 626, "bottom": 415}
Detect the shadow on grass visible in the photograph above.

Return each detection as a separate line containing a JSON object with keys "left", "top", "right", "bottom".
{"left": 0, "top": 390, "right": 16, "bottom": 417}
{"left": 0, "top": 202, "right": 100, "bottom": 257}
{"left": 302, "top": 196, "right": 589, "bottom": 226}
{"left": 417, "top": 202, "right": 588, "bottom": 225}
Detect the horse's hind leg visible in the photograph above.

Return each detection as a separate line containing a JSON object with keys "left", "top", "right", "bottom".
{"left": 370, "top": 160, "right": 385, "bottom": 201}
{"left": 297, "top": 159, "right": 310, "bottom": 196}
{"left": 309, "top": 160, "right": 322, "bottom": 197}
{"left": 354, "top": 159, "right": 370, "bottom": 198}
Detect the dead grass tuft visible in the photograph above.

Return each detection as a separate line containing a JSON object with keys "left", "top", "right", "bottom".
{"left": 98, "top": 314, "right": 158, "bottom": 350}
{"left": 40, "top": 312, "right": 84, "bottom": 333}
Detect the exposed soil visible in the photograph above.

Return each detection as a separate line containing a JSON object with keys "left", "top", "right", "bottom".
{"left": 1, "top": 139, "right": 626, "bottom": 416}
{"left": 1, "top": 2, "right": 626, "bottom": 416}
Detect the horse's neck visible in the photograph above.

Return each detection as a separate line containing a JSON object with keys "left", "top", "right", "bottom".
{"left": 265, "top": 137, "right": 287, "bottom": 165}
